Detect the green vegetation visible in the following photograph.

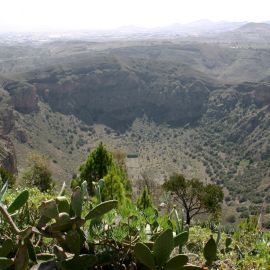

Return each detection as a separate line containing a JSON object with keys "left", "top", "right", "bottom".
{"left": 76, "top": 142, "right": 132, "bottom": 202}
{"left": 0, "top": 179, "right": 269, "bottom": 269}
{"left": 102, "top": 168, "right": 126, "bottom": 203}
{"left": 0, "top": 167, "right": 16, "bottom": 187}
{"left": 21, "top": 153, "right": 54, "bottom": 192}
{"left": 0, "top": 144, "right": 269, "bottom": 269}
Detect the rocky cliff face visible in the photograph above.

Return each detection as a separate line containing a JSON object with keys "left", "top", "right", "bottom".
{"left": 0, "top": 136, "right": 17, "bottom": 174}
{"left": 0, "top": 108, "right": 14, "bottom": 135}
{"left": 0, "top": 88, "right": 17, "bottom": 174}
{"left": 27, "top": 62, "right": 212, "bottom": 131}
{"left": 3, "top": 81, "right": 39, "bottom": 113}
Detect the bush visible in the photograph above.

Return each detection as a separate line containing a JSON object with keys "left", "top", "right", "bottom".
{"left": 0, "top": 166, "right": 16, "bottom": 186}
{"left": 21, "top": 153, "right": 54, "bottom": 192}
{"left": 102, "top": 169, "right": 126, "bottom": 204}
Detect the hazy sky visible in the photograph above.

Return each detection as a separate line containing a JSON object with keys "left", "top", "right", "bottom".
{"left": 1, "top": 0, "right": 269, "bottom": 31}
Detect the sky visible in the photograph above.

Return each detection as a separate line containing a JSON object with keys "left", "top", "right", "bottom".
{"left": 0, "top": 0, "right": 269, "bottom": 31}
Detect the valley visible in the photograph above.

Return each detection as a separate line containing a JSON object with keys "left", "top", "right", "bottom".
{"left": 1, "top": 23, "right": 270, "bottom": 225}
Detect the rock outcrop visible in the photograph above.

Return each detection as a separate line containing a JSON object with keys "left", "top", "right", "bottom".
{"left": 30, "top": 64, "right": 211, "bottom": 131}
{"left": 0, "top": 108, "right": 14, "bottom": 135}
{"left": 4, "top": 81, "right": 39, "bottom": 113}
{"left": 0, "top": 136, "right": 17, "bottom": 175}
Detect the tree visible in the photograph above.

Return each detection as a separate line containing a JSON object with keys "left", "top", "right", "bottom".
{"left": 0, "top": 166, "right": 16, "bottom": 186}
{"left": 163, "top": 174, "right": 224, "bottom": 225}
{"left": 102, "top": 168, "right": 126, "bottom": 204}
{"left": 79, "top": 143, "right": 132, "bottom": 201}
{"left": 79, "top": 142, "right": 113, "bottom": 194}
{"left": 22, "top": 153, "right": 54, "bottom": 192}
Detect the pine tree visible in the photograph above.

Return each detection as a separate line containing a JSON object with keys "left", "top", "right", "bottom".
{"left": 79, "top": 142, "right": 113, "bottom": 194}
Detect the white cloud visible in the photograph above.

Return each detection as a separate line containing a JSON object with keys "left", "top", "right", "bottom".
{"left": 0, "top": 0, "right": 269, "bottom": 31}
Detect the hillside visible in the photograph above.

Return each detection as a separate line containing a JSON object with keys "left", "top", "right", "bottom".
{"left": 237, "top": 22, "right": 270, "bottom": 32}
{"left": 1, "top": 40, "right": 270, "bottom": 224}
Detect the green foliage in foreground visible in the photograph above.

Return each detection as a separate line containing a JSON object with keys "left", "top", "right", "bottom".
{"left": 0, "top": 144, "right": 268, "bottom": 269}
{"left": 0, "top": 182, "right": 269, "bottom": 269}
{"left": 1, "top": 142, "right": 269, "bottom": 269}
{"left": 0, "top": 180, "right": 219, "bottom": 270}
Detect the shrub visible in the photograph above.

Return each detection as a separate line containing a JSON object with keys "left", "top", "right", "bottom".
{"left": 102, "top": 169, "right": 126, "bottom": 204}
{"left": 0, "top": 166, "right": 16, "bottom": 186}
{"left": 21, "top": 153, "right": 54, "bottom": 192}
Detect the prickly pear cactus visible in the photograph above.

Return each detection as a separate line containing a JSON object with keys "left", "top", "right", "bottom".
{"left": 203, "top": 236, "right": 217, "bottom": 267}
{"left": 0, "top": 181, "right": 214, "bottom": 269}
{"left": 135, "top": 228, "right": 202, "bottom": 270}
{"left": 0, "top": 183, "right": 118, "bottom": 270}
{"left": 134, "top": 242, "right": 155, "bottom": 269}
{"left": 7, "top": 190, "right": 29, "bottom": 214}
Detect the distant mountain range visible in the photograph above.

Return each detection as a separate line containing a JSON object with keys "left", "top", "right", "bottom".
{"left": 149, "top": 20, "right": 248, "bottom": 35}
{"left": 212, "top": 22, "right": 270, "bottom": 42}
{"left": 1, "top": 21, "right": 270, "bottom": 43}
